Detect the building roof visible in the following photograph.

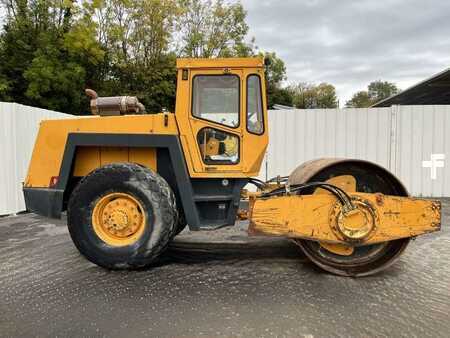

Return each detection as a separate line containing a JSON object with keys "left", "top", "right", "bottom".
{"left": 373, "top": 68, "right": 450, "bottom": 107}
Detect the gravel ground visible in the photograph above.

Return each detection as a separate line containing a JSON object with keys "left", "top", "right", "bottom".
{"left": 0, "top": 199, "right": 449, "bottom": 338}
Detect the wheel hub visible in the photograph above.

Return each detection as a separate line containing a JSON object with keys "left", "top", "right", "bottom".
{"left": 332, "top": 199, "right": 377, "bottom": 241}
{"left": 105, "top": 208, "right": 130, "bottom": 232}
{"left": 92, "top": 193, "right": 146, "bottom": 246}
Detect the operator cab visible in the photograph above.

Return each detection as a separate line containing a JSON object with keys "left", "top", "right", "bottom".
{"left": 175, "top": 58, "right": 269, "bottom": 178}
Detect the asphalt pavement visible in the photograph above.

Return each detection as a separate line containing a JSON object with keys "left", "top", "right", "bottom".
{"left": 1, "top": 199, "right": 449, "bottom": 337}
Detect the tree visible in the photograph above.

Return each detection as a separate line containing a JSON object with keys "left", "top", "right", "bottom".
{"left": 0, "top": 0, "right": 104, "bottom": 113}
{"left": 0, "top": 72, "right": 9, "bottom": 100}
{"left": 269, "top": 87, "right": 294, "bottom": 107}
{"left": 176, "top": 0, "right": 253, "bottom": 58}
{"left": 261, "top": 51, "right": 291, "bottom": 108}
{"left": 346, "top": 80, "right": 399, "bottom": 108}
{"left": 0, "top": 0, "right": 41, "bottom": 104}
{"left": 288, "top": 82, "right": 338, "bottom": 109}
{"left": 368, "top": 80, "right": 399, "bottom": 103}
{"left": 94, "top": 0, "right": 178, "bottom": 66}
{"left": 345, "top": 91, "right": 372, "bottom": 108}
{"left": 261, "top": 53, "right": 338, "bottom": 109}
{"left": 92, "top": 0, "right": 179, "bottom": 112}
{"left": 0, "top": 0, "right": 290, "bottom": 114}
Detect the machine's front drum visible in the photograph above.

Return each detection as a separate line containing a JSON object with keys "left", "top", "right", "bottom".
{"left": 289, "top": 158, "right": 411, "bottom": 277}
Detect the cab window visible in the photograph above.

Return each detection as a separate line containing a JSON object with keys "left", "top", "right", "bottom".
{"left": 246, "top": 74, "right": 264, "bottom": 134}
{"left": 192, "top": 75, "right": 240, "bottom": 128}
{"left": 197, "top": 128, "right": 239, "bottom": 164}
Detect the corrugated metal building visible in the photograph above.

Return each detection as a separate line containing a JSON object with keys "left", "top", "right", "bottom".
{"left": 374, "top": 68, "right": 450, "bottom": 107}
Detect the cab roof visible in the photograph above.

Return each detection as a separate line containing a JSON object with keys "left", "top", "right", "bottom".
{"left": 176, "top": 57, "right": 264, "bottom": 69}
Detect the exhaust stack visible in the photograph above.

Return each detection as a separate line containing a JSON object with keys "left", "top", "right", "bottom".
{"left": 85, "top": 89, "right": 146, "bottom": 116}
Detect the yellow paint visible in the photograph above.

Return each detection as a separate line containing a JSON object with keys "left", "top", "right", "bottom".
{"left": 72, "top": 147, "right": 100, "bottom": 177}
{"left": 315, "top": 175, "right": 356, "bottom": 194}
{"left": 177, "top": 58, "right": 264, "bottom": 69}
{"left": 175, "top": 59, "right": 269, "bottom": 178}
{"left": 73, "top": 147, "right": 157, "bottom": 177}
{"left": 335, "top": 200, "right": 376, "bottom": 240}
{"left": 249, "top": 193, "right": 441, "bottom": 245}
{"left": 202, "top": 137, "right": 220, "bottom": 158}
{"left": 319, "top": 242, "right": 354, "bottom": 256}
{"left": 25, "top": 114, "right": 176, "bottom": 187}
{"left": 92, "top": 192, "right": 147, "bottom": 246}
{"left": 223, "top": 136, "right": 239, "bottom": 156}
{"left": 316, "top": 175, "right": 357, "bottom": 254}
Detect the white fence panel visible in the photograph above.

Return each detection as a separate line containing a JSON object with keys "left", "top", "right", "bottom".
{"left": 265, "top": 106, "right": 450, "bottom": 197}
{"left": 0, "top": 103, "right": 71, "bottom": 215}
{"left": 265, "top": 107, "right": 392, "bottom": 180}
{"left": 394, "top": 105, "right": 450, "bottom": 197}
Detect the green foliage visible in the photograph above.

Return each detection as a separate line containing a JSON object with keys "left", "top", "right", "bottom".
{"left": 177, "top": 0, "right": 253, "bottom": 57}
{"left": 262, "top": 52, "right": 286, "bottom": 85}
{"left": 346, "top": 80, "right": 400, "bottom": 108}
{"left": 0, "top": 3, "right": 38, "bottom": 104}
{"left": 0, "top": 0, "right": 105, "bottom": 113}
{"left": 288, "top": 82, "right": 338, "bottom": 109}
{"left": 0, "top": 0, "right": 286, "bottom": 114}
{"left": 0, "top": 73, "right": 10, "bottom": 99}
{"left": 260, "top": 51, "right": 290, "bottom": 108}
{"left": 269, "top": 87, "right": 294, "bottom": 107}
{"left": 368, "top": 80, "right": 399, "bottom": 103}
{"left": 345, "top": 91, "right": 372, "bottom": 108}
{"left": 92, "top": 0, "right": 179, "bottom": 112}
{"left": 24, "top": 47, "right": 87, "bottom": 111}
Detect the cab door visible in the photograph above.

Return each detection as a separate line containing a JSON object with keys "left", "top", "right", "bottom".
{"left": 186, "top": 68, "right": 244, "bottom": 175}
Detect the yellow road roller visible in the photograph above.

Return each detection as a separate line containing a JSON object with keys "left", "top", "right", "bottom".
{"left": 23, "top": 58, "right": 441, "bottom": 276}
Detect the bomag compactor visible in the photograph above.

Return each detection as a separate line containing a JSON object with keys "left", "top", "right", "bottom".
{"left": 24, "top": 58, "right": 441, "bottom": 276}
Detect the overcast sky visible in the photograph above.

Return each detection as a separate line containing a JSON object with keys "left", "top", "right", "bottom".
{"left": 242, "top": 0, "right": 450, "bottom": 105}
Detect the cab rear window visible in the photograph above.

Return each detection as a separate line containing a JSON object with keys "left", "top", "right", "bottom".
{"left": 246, "top": 74, "right": 264, "bottom": 134}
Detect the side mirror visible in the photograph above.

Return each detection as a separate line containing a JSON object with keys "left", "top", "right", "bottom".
{"left": 264, "top": 57, "right": 272, "bottom": 67}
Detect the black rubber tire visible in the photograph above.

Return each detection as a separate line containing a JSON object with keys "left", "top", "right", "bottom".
{"left": 67, "top": 163, "right": 178, "bottom": 269}
{"left": 133, "top": 163, "right": 187, "bottom": 239}
{"left": 172, "top": 209, "right": 188, "bottom": 237}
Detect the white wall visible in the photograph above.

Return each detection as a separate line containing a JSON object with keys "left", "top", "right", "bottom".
{"left": 0, "top": 103, "right": 71, "bottom": 215}
{"left": 265, "top": 107, "right": 392, "bottom": 178}
{"left": 264, "top": 105, "right": 450, "bottom": 197}
{"left": 394, "top": 105, "right": 450, "bottom": 197}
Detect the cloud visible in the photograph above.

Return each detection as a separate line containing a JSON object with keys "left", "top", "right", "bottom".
{"left": 242, "top": 0, "right": 450, "bottom": 104}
